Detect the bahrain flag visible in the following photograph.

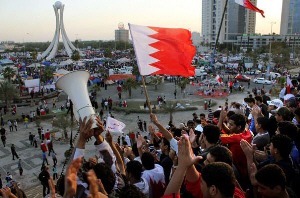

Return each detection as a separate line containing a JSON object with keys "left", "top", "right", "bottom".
{"left": 235, "top": 0, "right": 265, "bottom": 17}
{"left": 129, "top": 24, "right": 196, "bottom": 77}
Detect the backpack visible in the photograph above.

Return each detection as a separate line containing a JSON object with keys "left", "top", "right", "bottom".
{"left": 38, "top": 171, "right": 48, "bottom": 184}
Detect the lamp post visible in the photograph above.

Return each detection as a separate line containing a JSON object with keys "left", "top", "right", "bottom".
{"left": 269, "top": 22, "right": 276, "bottom": 61}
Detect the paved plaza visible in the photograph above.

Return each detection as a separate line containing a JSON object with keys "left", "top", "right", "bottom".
{"left": 0, "top": 80, "right": 270, "bottom": 195}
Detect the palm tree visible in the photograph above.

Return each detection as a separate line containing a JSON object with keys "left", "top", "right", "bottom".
{"left": 0, "top": 81, "right": 19, "bottom": 109}
{"left": 150, "top": 75, "right": 163, "bottom": 90}
{"left": 163, "top": 102, "right": 177, "bottom": 123}
{"left": 177, "top": 77, "right": 190, "bottom": 93}
{"left": 53, "top": 114, "right": 77, "bottom": 140}
{"left": 2, "top": 67, "right": 16, "bottom": 82}
{"left": 41, "top": 68, "right": 54, "bottom": 83}
{"left": 71, "top": 50, "right": 81, "bottom": 61}
{"left": 123, "top": 77, "right": 138, "bottom": 98}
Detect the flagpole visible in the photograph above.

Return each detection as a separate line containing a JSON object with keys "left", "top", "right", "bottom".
{"left": 128, "top": 23, "right": 153, "bottom": 114}
{"left": 210, "top": 0, "right": 229, "bottom": 70}
{"left": 141, "top": 75, "right": 152, "bottom": 114}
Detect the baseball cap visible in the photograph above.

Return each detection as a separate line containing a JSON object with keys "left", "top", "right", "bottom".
{"left": 267, "top": 99, "right": 283, "bottom": 109}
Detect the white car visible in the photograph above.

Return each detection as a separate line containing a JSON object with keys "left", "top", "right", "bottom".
{"left": 253, "top": 78, "right": 272, "bottom": 85}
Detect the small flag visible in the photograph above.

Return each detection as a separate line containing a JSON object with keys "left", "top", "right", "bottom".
{"left": 105, "top": 117, "right": 126, "bottom": 135}
{"left": 235, "top": 0, "right": 265, "bottom": 17}
{"left": 129, "top": 23, "right": 196, "bottom": 77}
{"left": 215, "top": 75, "right": 222, "bottom": 84}
{"left": 287, "top": 76, "right": 293, "bottom": 94}
{"left": 190, "top": 82, "right": 195, "bottom": 86}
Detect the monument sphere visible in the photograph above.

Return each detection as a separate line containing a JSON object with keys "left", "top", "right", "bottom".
{"left": 118, "top": 22, "right": 124, "bottom": 30}
{"left": 54, "top": 1, "right": 63, "bottom": 9}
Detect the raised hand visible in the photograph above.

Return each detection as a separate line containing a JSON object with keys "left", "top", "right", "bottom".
{"left": 0, "top": 187, "right": 16, "bottom": 198}
{"left": 240, "top": 139, "right": 254, "bottom": 159}
{"left": 219, "top": 107, "right": 227, "bottom": 120}
{"left": 87, "top": 170, "right": 108, "bottom": 198}
{"left": 105, "top": 131, "right": 113, "bottom": 144}
{"left": 189, "top": 128, "right": 197, "bottom": 144}
{"left": 251, "top": 105, "right": 261, "bottom": 117}
{"left": 254, "top": 146, "right": 268, "bottom": 161}
{"left": 178, "top": 136, "right": 202, "bottom": 169}
{"left": 64, "top": 157, "right": 82, "bottom": 198}
{"left": 148, "top": 125, "right": 155, "bottom": 135}
{"left": 150, "top": 113, "right": 159, "bottom": 125}
{"left": 136, "top": 135, "right": 144, "bottom": 149}
{"left": 94, "top": 116, "right": 105, "bottom": 137}
{"left": 79, "top": 116, "right": 94, "bottom": 141}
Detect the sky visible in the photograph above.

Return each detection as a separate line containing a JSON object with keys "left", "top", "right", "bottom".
{"left": 0, "top": 0, "right": 283, "bottom": 43}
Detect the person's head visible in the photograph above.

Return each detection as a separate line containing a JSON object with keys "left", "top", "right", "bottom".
{"left": 187, "top": 120, "right": 195, "bottom": 130}
{"left": 244, "top": 97, "right": 255, "bottom": 108}
{"left": 119, "top": 184, "right": 146, "bottom": 198}
{"left": 202, "top": 125, "right": 220, "bottom": 145}
{"left": 275, "top": 107, "right": 291, "bottom": 122}
{"left": 255, "top": 164, "right": 287, "bottom": 198}
{"left": 294, "top": 107, "right": 300, "bottom": 124}
{"left": 277, "top": 121, "right": 298, "bottom": 140}
{"left": 141, "top": 152, "right": 155, "bottom": 170}
{"left": 228, "top": 114, "right": 246, "bottom": 133}
{"left": 255, "top": 96, "right": 263, "bottom": 105}
{"left": 93, "top": 163, "right": 116, "bottom": 194}
{"left": 126, "top": 160, "right": 143, "bottom": 182}
{"left": 267, "top": 99, "right": 283, "bottom": 112}
{"left": 200, "top": 113, "right": 206, "bottom": 120}
{"left": 225, "top": 111, "right": 235, "bottom": 122}
{"left": 201, "top": 162, "right": 235, "bottom": 198}
{"left": 213, "top": 110, "right": 221, "bottom": 119}
{"left": 160, "top": 137, "right": 170, "bottom": 152}
{"left": 256, "top": 117, "right": 269, "bottom": 132}
{"left": 204, "top": 145, "right": 233, "bottom": 166}
{"left": 270, "top": 134, "right": 293, "bottom": 159}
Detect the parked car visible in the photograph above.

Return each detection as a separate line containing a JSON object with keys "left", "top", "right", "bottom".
{"left": 235, "top": 74, "right": 251, "bottom": 82}
{"left": 291, "top": 73, "right": 299, "bottom": 79}
{"left": 269, "top": 72, "right": 281, "bottom": 79}
{"left": 245, "top": 70, "right": 261, "bottom": 75}
{"left": 253, "top": 78, "right": 272, "bottom": 85}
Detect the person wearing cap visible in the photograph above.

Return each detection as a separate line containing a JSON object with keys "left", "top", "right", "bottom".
{"left": 267, "top": 99, "right": 284, "bottom": 115}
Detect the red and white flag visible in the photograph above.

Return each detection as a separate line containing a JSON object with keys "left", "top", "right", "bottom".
{"left": 105, "top": 117, "right": 126, "bottom": 135}
{"left": 287, "top": 76, "right": 293, "bottom": 94}
{"left": 215, "top": 75, "right": 222, "bottom": 84}
{"left": 235, "top": 0, "right": 265, "bottom": 17}
{"left": 190, "top": 82, "right": 195, "bottom": 86}
{"left": 129, "top": 24, "right": 196, "bottom": 77}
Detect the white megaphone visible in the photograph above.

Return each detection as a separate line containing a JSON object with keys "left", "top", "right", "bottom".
{"left": 56, "top": 70, "right": 98, "bottom": 128}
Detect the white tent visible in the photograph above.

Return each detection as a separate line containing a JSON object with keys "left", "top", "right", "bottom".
{"left": 117, "top": 57, "right": 131, "bottom": 63}
{"left": 27, "top": 63, "right": 45, "bottom": 68}
{"left": 59, "top": 59, "right": 73, "bottom": 66}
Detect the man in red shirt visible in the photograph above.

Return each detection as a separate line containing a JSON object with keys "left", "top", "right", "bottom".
{"left": 162, "top": 136, "right": 245, "bottom": 198}
{"left": 220, "top": 113, "right": 252, "bottom": 186}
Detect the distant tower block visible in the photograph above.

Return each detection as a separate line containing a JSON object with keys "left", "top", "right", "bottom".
{"left": 38, "top": 1, "right": 78, "bottom": 61}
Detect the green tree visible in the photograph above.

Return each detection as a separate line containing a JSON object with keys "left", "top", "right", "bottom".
{"left": 2, "top": 67, "right": 16, "bottom": 82}
{"left": 123, "top": 77, "right": 138, "bottom": 98}
{"left": 71, "top": 50, "right": 81, "bottom": 61}
{"left": 90, "top": 84, "right": 101, "bottom": 93}
{"left": 177, "top": 77, "right": 190, "bottom": 93}
{"left": 150, "top": 76, "right": 163, "bottom": 90}
{"left": 53, "top": 114, "right": 77, "bottom": 140}
{"left": 41, "top": 68, "right": 54, "bottom": 82}
{"left": 0, "top": 81, "right": 19, "bottom": 109}
{"left": 132, "top": 65, "right": 140, "bottom": 76}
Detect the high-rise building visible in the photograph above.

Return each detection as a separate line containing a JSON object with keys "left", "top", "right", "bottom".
{"left": 245, "top": 0, "right": 257, "bottom": 34}
{"left": 280, "top": 0, "right": 300, "bottom": 35}
{"left": 202, "top": 0, "right": 256, "bottom": 44}
{"left": 115, "top": 22, "right": 129, "bottom": 43}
